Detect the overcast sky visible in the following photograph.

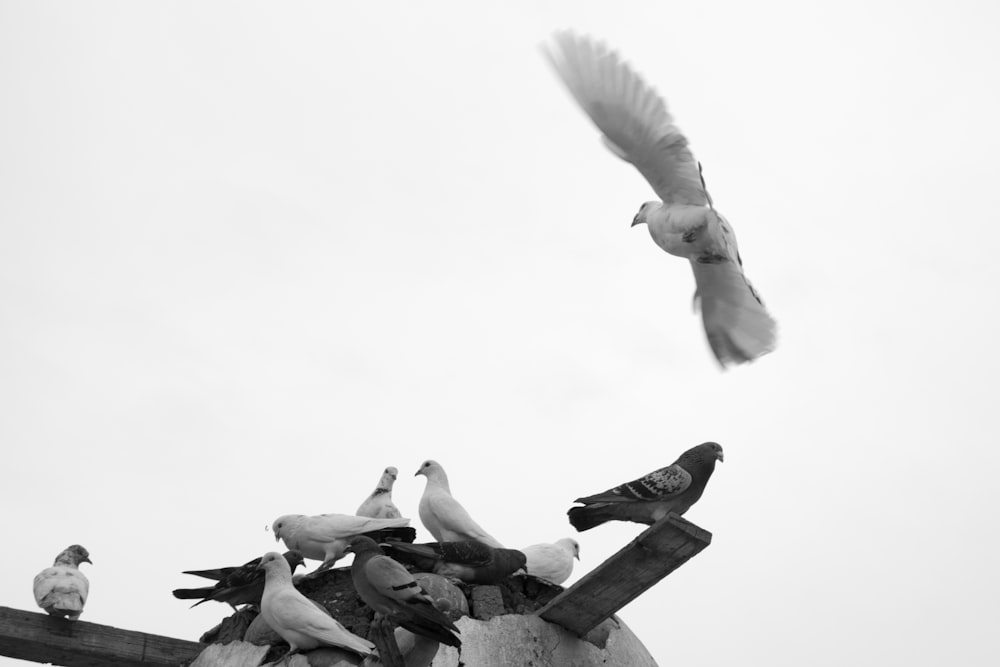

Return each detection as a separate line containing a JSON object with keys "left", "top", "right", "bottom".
{"left": 2, "top": 2, "right": 999, "bottom": 666}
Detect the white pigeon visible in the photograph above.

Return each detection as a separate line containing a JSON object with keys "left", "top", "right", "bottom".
{"left": 33, "top": 544, "right": 92, "bottom": 620}
{"left": 415, "top": 460, "right": 504, "bottom": 548}
{"left": 271, "top": 513, "right": 412, "bottom": 570}
{"left": 521, "top": 538, "right": 580, "bottom": 585}
{"left": 355, "top": 466, "right": 402, "bottom": 519}
{"left": 544, "top": 31, "right": 777, "bottom": 367}
{"left": 258, "top": 551, "right": 375, "bottom": 658}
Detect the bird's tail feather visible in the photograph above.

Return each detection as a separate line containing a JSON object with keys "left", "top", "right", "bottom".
{"left": 567, "top": 505, "right": 611, "bottom": 532}
{"left": 400, "top": 602, "right": 462, "bottom": 648}
{"left": 691, "top": 259, "right": 776, "bottom": 366}
{"left": 172, "top": 587, "right": 212, "bottom": 601}
{"left": 363, "top": 526, "right": 417, "bottom": 544}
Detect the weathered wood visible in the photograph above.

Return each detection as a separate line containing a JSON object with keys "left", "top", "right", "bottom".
{"left": 0, "top": 605, "right": 205, "bottom": 667}
{"left": 537, "top": 514, "right": 711, "bottom": 637}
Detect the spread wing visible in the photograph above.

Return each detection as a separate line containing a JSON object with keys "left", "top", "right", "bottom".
{"left": 545, "top": 30, "right": 708, "bottom": 206}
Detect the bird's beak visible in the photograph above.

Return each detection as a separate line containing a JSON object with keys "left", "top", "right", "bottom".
{"left": 83, "top": 557, "right": 93, "bottom": 565}
{"left": 718, "top": 452, "right": 725, "bottom": 462}
{"left": 274, "top": 534, "right": 281, "bottom": 542}
{"left": 631, "top": 214, "right": 643, "bottom": 227}
{"left": 574, "top": 554, "right": 580, "bottom": 561}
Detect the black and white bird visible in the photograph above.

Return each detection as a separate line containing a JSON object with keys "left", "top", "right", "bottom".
{"left": 545, "top": 31, "right": 776, "bottom": 367}
{"left": 356, "top": 466, "right": 402, "bottom": 519}
{"left": 172, "top": 551, "right": 306, "bottom": 609}
{"left": 568, "top": 442, "right": 723, "bottom": 531}
{"left": 33, "top": 545, "right": 92, "bottom": 620}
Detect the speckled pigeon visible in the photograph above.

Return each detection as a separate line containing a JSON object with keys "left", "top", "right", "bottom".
{"left": 568, "top": 442, "right": 723, "bottom": 531}
{"left": 356, "top": 466, "right": 402, "bottom": 519}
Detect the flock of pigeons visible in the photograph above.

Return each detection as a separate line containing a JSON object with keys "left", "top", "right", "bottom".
{"left": 34, "top": 444, "right": 722, "bottom": 660}
{"left": 31, "top": 27, "right": 751, "bottom": 664}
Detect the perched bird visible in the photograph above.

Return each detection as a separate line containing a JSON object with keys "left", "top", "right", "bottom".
{"left": 346, "top": 536, "right": 461, "bottom": 648}
{"left": 33, "top": 545, "right": 91, "bottom": 620}
{"left": 544, "top": 32, "right": 776, "bottom": 367}
{"left": 272, "top": 513, "right": 415, "bottom": 570}
{"left": 383, "top": 540, "right": 527, "bottom": 585}
{"left": 415, "top": 460, "right": 503, "bottom": 548}
{"left": 172, "top": 551, "right": 306, "bottom": 609}
{"left": 356, "top": 466, "right": 402, "bottom": 519}
{"left": 568, "top": 441, "right": 724, "bottom": 531}
{"left": 258, "top": 551, "right": 375, "bottom": 658}
{"left": 521, "top": 538, "right": 580, "bottom": 585}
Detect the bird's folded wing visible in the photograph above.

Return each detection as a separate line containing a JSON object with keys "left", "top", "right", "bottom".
{"left": 577, "top": 464, "right": 692, "bottom": 503}
{"left": 545, "top": 31, "right": 708, "bottom": 206}
{"left": 365, "top": 556, "right": 422, "bottom": 602}
{"left": 439, "top": 541, "right": 495, "bottom": 566}
{"left": 311, "top": 514, "right": 409, "bottom": 540}
{"left": 426, "top": 495, "right": 491, "bottom": 541}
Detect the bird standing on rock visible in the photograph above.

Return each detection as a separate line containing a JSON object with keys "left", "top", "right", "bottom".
{"left": 383, "top": 540, "right": 527, "bottom": 585}
{"left": 568, "top": 442, "right": 723, "bottom": 531}
{"left": 258, "top": 551, "right": 375, "bottom": 659}
{"left": 544, "top": 31, "right": 776, "bottom": 367}
{"left": 272, "top": 512, "right": 415, "bottom": 571}
{"left": 346, "top": 536, "right": 462, "bottom": 648}
{"left": 416, "top": 460, "right": 504, "bottom": 548}
{"left": 356, "top": 466, "right": 402, "bottom": 519}
{"left": 521, "top": 538, "right": 580, "bottom": 585}
{"left": 33, "top": 544, "right": 91, "bottom": 620}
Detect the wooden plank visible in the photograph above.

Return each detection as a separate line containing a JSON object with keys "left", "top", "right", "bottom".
{"left": 0, "top": 606, "right": 205, "bottom": 667}
{"left": 537, "top": 514, "right": 712, "bottom": 637}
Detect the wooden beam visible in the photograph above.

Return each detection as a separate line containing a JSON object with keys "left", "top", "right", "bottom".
{"left": 0, "top": 606, "right": 205, "bottom": 667}
{"left": 537, "top": 514, "right": 712, "bottom": 637}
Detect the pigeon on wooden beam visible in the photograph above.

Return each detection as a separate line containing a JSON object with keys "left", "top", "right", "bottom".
{"left": 272, "top": 513, "right": 415, "bottom": 572}
{"left": 346, "top": 536, "right": 462, "bottom": 648}
{"left": 33, "top": 544, "right": 92, "bottom": 620}
{"left": 544, "top": 31, "right": 776, "bottom": 367}
{"left": 356, "top": 466, "right": 402, "bottom": 519}
{"left": 415, "top": 460, "right": 504, "bottom": 548}
{"left": 172, "top": 551, "right": 305, "bottom": 609}
{"left": 521, "top": 538, "right": 580, "bottom": 585}
{"left": 568, "top": 442, "right": 723, "bottom": 531}
{"left": 383, "top": 540, "right": 527, "bottom": 585}
{"left": 258, "top": 551, "right": 375, "bottom": 659}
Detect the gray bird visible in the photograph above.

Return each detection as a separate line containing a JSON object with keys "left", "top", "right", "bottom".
{"left": 568, "top": 442, "right": 723, "bottom": 531}
{"left": 172, "top": 551, "right": 306, "bottom": 609}
{"left": 545, "top": 32, "right": 776, "bottom": 367}
{"left": 33, "top": 545, "right": 92, "bottom": 620}
{"left": 356, "top": 466, "right": 402, "bottom": 519}
{"left": 383, "top": 540, "right": 527, "bottom": 585}
{"left": 346, "top": 536, "right": 461, "bottom": 648}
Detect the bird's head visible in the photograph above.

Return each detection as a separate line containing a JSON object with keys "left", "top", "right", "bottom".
{"left": 384, "top": 466, "right": 398, "bottom": 481}
{"left": 271, "top": 515, "right": 299, "bottom": 542}
{"left": 344, "top": 536, "right": 380, "bottom": 555}
{"left": 561, "top": 538, "right": 581, "bottom": 561}
{"left": 59, "top": 545, "right": 92, "bottom": 566}
{"left": 283, "top": 550, "right": 306, "bottom": 572}
{"left": 259, "top": 551, "right": 289, "bottom": 576}
{"left": 631, "top": 201, "right": 659, "bottom": 227}
{"left": 414, "top": 459, "right": 442, "bottom": 478}
{"left": 702, "top": 442, "right": 724, "bottom": 462}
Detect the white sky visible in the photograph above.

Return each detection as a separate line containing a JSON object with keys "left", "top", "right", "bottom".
{"left": 2, "top": 1, "right": 999, "bottom": 666}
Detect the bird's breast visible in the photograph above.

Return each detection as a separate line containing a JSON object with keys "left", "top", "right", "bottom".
{"left": 647, "top": 205, "right": 714, "bottom": 258}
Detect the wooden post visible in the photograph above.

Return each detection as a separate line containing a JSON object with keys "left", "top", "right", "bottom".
{"left": 0, "top": 606, "right": 204, "bottom": 666}
{"left": 537, "top": 514, "right": 712, "bottom": 637}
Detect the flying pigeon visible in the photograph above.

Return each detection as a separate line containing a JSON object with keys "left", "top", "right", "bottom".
{"left": 258, "top": 551, "right": 375, "bottom": 658}
{"left": 346, "top": 536, "right": 461, "bottom": 648}
{"left": 356, "top": 466, "right": 402, "bottom": 519}
{"left": 272, "top": 513, "right": 415, "bottom": 571}
{"left": 520, "top": 538, "right": 580, "bottom": 585}
{"left": 172, "top": 551, "right": 305, "bottom": 609}
{"left": 383, "top": 540, "right": 527, "bottom": 585}
{"left": 568, "top": 441, "right": 724, "bottom": 531}
{"left": 544, "top": 31, "right": 777, "bottom": 367}
{"left": 415, "top": 460, "right": 504, "bottom": 548}
{"left": 33, "top": 545, "right": 91, "bottom": 620}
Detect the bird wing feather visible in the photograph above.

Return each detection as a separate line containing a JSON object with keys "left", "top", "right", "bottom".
{"left": 545, "top": 30, "right": 708, "bottom": 206}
